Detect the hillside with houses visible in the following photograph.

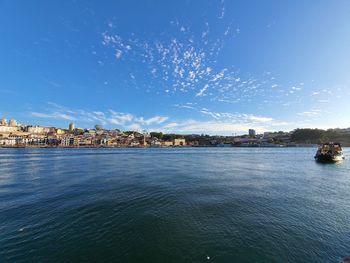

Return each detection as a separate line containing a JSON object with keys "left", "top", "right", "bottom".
{"left": 1, "top": 118, "right": 349, "bottom": 148}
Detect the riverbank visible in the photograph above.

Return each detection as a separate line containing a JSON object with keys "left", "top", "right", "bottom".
{"left": 0, "top": 144, "right": 319, "bottom": 149}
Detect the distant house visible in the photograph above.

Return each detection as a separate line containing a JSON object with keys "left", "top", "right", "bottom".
{"left": 174, "top": 138, "right": 186, "bottom": 146}
{"left": 80, "top": 137, "right": 93, "bottom": 146}
{"left": 0, "top": 138, "right": 16, "bottom": 146}
{"left": 162, "top": 141, "right": 173, "bottom": 147}
{"left": 130, "top": 141, "right": 140, "bottom": 147}
{"left": 60, "top": 136, "right": 72, "bottom": 147}
{"left": 25, "top": 126, "right": 50, "bottom": 135}
{"left": 149, "top": 137, "right": 161, "bottom": 147}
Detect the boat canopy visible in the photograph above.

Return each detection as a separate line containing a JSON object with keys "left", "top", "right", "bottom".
{"left": 320, "top": 142, "right": 342, "bottom": 152}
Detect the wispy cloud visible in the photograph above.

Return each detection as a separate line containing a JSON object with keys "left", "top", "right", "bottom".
{"left": 30, "top": 103, "right": 168, "bottom": 131}
{"left": 297, "top": 109, "right": 322, "bottom": 117}
{"left": 195, "top": 84, "right": 208, "bottom": 97}
{"left": 136, "top": 116, "right": 168, "bottom": 125}
{"left": 159, "top": 120, "right": 268, "bottom": 135}
{"left": 99, "top": 11, "right": 308, "bottom": 110}
{"left": 31, "top": 112, "right": 76, "bottom": 121}
{"left": 42, "top": 78, "right": 62, "bottom": 88}
{"left": 218, "top": 0, "right": 225, "bottom": 19}
{"left": 174, "top": 104, "right": 283, "bottom": 126}
{"left": 28, "top": 102, "right": 293, "bottom": 134}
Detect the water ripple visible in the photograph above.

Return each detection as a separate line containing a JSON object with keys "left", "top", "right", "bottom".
{"left": 1, "top": 148, "right": 350, "bottom": 262}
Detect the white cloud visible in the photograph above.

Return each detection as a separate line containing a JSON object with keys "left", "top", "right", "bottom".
{"left": 115, "top": 50, "right": 122, "bottom": 59}
{"left": 31, "top": 103, "right": 168, "bottom": 129}
{"left": 136, "top": 116, "right": 168, "bottom": 125}
{"left": 163, "top": 122, "right": 179, "bottom": 129}
{"left": 174, "top": 104, "right": 195, "bottom": 110}
{"left": 29, "top": 102, "right": 294, "bottom": 135}
{"left": 245, "top": 115, "right": 273, "bottom": 123}
{"left": 219, "top": 0, "right": 225, "bottom": 19}
{"left": 31, "top": 112, "right": 76, "bottom": 121}
{"left": 127, "top": 123, "right": 141, "bottom": 131}
{"left": 195, "top": 84, "right": 208, "bottom": 97}
{"left": 99, "top": 11, "right": 317, "bottom": 111}
{"left": 100, "top": 19, "right": 303, "bottom": 110}
{"left": 160, "top": 120, "right": 265, "bottom": 134}
{"left": 176, "top": 105, "right": 278, "bottom": 125}
{"left": 297, "top": 109, "right": 322, "bottom": 117}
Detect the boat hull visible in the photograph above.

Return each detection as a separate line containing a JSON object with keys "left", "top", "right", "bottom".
{"left": 314, "top": 154, "right": 344, "bottom": 163}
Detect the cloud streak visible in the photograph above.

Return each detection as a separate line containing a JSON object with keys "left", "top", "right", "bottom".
{"left": 31, "top": 112, "right": 76, "bottom": 121}
{"left": 29, "top": 102, "right": 293, "bottom": 134}
{"left": 30, "top": 104, "right": 168, "bottom": 131}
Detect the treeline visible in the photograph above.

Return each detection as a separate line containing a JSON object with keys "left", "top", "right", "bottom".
{"left": 291, "top": 128, "right": 350, "bottom": 146}
{"left": 149, "top": 132, "right": 185, "bottom": 141}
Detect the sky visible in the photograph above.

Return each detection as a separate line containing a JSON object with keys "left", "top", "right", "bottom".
{"left": 1, "top": 0, "right": 350, "bottom": 135}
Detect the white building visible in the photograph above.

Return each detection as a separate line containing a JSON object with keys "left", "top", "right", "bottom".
{"left": 60, "top": 136, "right": 73, "bottom": 147}
{"left": 9, "top": 119, "right": 17, "bottom": 127}
{"left": 0, "top": 138, "right": 16, "bottom": 146}
{"left": 174, "top": 138, "right": 186, "bottom": 146}
{"left": 0, "top": 118, "right": 7, "bottom": 126}
{"left": 26, "top": 126, "right": 50, "bottom": 134}
{"left": 0, "top": 118, "right": 20, "bottom": 133}
{"left": 0, "top": 126, "right": 20, "bottom": 133}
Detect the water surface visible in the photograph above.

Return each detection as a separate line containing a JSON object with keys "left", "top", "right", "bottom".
{"left": 0, "top": 148, "right": 349, "bottom": 262}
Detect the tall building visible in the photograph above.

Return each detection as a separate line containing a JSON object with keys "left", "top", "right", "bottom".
{"left": 69, "top": 123, "right": 75, "bottom": 132}
{"left": 95, "top": 124, "right": 103, "bottom": 131}
{"left": 0, "top": 118, "right": 7, "bottom": 126}
{"left": 9, "top": 119, "right": 17, "bottom": 127}
{"left": 0, "top": 118, "right": 19, "bottom": 133}
{"left": 249, "top": 129, "right": 256, "bottom": 137}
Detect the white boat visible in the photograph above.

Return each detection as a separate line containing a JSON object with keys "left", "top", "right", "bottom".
{"left": 314, "top": 142, "right": 345, "bottom": 162}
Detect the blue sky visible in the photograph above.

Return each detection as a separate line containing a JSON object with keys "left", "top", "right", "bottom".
{"left": 1, "top": 0, "right": 350, "bottom": 134}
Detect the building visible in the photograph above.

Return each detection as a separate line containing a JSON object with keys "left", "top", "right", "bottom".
{"left": 162, "top": 141, "right": 173, "bottom": 147}
{"left": 60, "top": 136, "right": 74, "bottom": 147}
{"left": 69, "top": 123, "right": 75, "bottom": 132}
{"left": 95, "top": 124, "right": 103, "bottom": 131}
{"left": 0, "top": 126, "right": 20, "bottom": 133}
{"left": 56, "top": 128, "right": 65, "bottom": 135}
{"left": 0, "top": 118, "right": 7, "bottom": 126}
{"left": 149, "top": 137, "right": 161, "bottom": 147}
{"left": 0, "top": 137, "right": 16, "bottom": 146}
{"left": 249, "top": 129, "right": 256, "bottom": 137}
{"left": 0, "top": 117, "right": 20, "bottom": 133}
{"left": 9, "top": 119, "right": 17, "bottom": 127}
{"left": 86, "top": 129, "right": 96, "bottom": 136}
{"left": 174, "top": 138, "right": 186, "bottom": 146}
{"left": 26, "top": 126, "right": 50, "bottom": 134}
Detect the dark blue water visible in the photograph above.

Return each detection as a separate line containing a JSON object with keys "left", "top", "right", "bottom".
{"left": 0, "top": 148, "right": 349, "bottom": 262}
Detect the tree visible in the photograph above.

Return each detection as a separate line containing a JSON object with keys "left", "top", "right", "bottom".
{"left": 291, "top": 129, "right": 325, "bottom": 144}
{"left": 150, "top": 132, "right": 163, "bottom": 139}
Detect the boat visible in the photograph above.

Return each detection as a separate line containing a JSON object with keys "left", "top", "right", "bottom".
{"left": 314, "top": 142, "right": 345, "bottom": 162}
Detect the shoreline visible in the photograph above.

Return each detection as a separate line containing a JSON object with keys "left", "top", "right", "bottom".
{"left": 0, "top": 144, "right": 319, "bottom": 149}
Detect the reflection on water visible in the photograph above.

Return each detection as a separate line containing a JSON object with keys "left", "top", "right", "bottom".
{"left": 0, "top": 148, "right": 350, "bottom": 262}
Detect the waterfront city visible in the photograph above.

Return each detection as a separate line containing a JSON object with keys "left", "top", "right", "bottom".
{"left": 1, "top": 0, "right": 350, "bottom": 262}
{"left": 1, "top": 117, "right": 350, "bottom": 148}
